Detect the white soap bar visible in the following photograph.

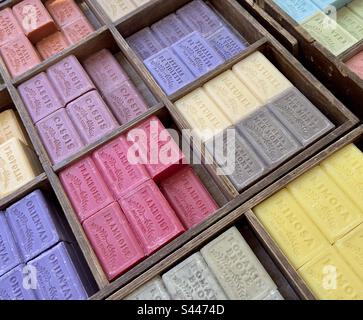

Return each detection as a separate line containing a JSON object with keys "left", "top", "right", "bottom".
{"left": 125, "top": 277, "right": 171, "bottom": 300}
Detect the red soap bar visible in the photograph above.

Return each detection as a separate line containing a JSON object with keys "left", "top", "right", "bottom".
{"left": 92, "top": 136, "right": 150, "bottom": 199}
{"left": 60, "top": 157, "right": 114, "bottom": 223}
{"left": 13, "top": 0, "right": 58, "bottom": 43}
{"left": 0, "top": 8, "right": 24, "bottom": 47}
{"left": 0, "top": 34, "right": 41, "bottom": 78}
{"left": 346, "top": 51, "right": 363, "bottom": 80}
{"left": 45, "top": 0, "right": 84, "bottom": 27}
{"left": 160, "top": 166, "right": 218, "bottom": 229}
{"left": 119, "top": 180, "right": 185, "bottom": 256}
{"left": 62, "top": 17, "right": 94, "bottom": 45}
{"left": 83, "top": 202, "right": 144, "bottom": 280}
{"left": 36, "top": 31, "right": 69, "bottom": 60}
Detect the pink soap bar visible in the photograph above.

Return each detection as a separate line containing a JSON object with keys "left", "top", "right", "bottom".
{"left": 83, "top": 49, "right": 129, "bottom": 93}
{"left": 83, "top": 202, "right": 144, "bottom": 280}
{"left": 160, "top": 166, "right": 218, "bottom": 229}
{"left": 0, "top": 35, "right": 41, "bottom": 78}
{"left": 36, "top": 108, "right": 84, "bottom": 164}
{"left": 47, "top": 55, "right": 95, "bottom": 105}
{"left": 346, "top": 51, "right": 363, "bottom": 80}
{"left": 36, "top": 31, "right": 70, "bottom": 60}
{"left": 62, "top": 17, "right": 94, "bottom": 45}
{"left": 119, "top": 180, "right": 185, "bottom": 255}
{"left": 18, "top": 72, "right": 63, "bottom": 123}
{"left": 92, "top": 136, "right": 150, "bottom": 199}
{"left": 103, "top": 81, "right": 148, "bottom": 125}
{"left": 66, "top": 90, "right": 118, "bottom": 144}
{"left": 60, "top": 157, "right": 114, "bottom": 222}
{"left": 45, "top": 0, "right": 84, "bottom": 27}
{"left": 0, "top": 8, "right": 24, "bottom": 47}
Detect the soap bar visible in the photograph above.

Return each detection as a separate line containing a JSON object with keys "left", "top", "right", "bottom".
{"left": 60, "top": 157, "right": 114, "bottom": 223}
{"left": 132, "top": 0, "right": 149, "bottom": 5}
{"left": 119, "top": 180, "right": 185, "bottom": 256}
{"left": 273, "top": 0, "right": 321, "bottom": 23}
{"left": 12, "top": 0, "right": 57, "bottom": 43}
{"left": 268, "top": 88, "right": 334, "bottom": 146}
{"left": 201, "top": 227, "right": 277, "bottom": 300}
{"left": 204, "top": 70, "right": 262, "bottom": 124}
{"left": 0, "top": 8, "right": 24, "bottom": 47}
{"left": 237, "top": 108, "right": 300, "bottom": 168}
{"left": 103, "top": 81, "right": 148, "bottom": 125}
{"left": 0, "top": 109, "right": 28, "bottom": 145}
{"left": 36, "top": 31, "right": 70, "bottom": 60}
{"left": 348, "top": 0, "right": 363, "bottom": 19}
{"left": 299, "top": 248, "right": 363, "bottom": 300}
{"left": 172, "top": 31, "right": 224, "bottom": 78}
{"left": 62, "top": 17, "right": 94, "bottom": 45}
{"left": 151, "top": 14, "right": 191, "bottom": 46}
{"left": 346, "top": 50, "right": 363, "bottom": 79}
{"left": 47, "top": 55, "right": 95, "bottom": 105}
{"left": 0, "top": 35, "right": 41, "bottom": 78}
{"left": 321, "top": 144, "right": 363, "bottom": 212}
{"left": 45, "top": 0, "right": 84, "bottom": 27}
{"left": 175, "top": 88, "right": 232, "bottom": 142}
{"left": 0, "top": 138, "right": 42, "bottom": 198}
{"left": 66, "top": 90, "right": 118, "bottom": 144}
{"left": 287, "top": 166, "right": 363, "bottom": 244}
{"left": 162, "top": 253, "right": 227, "bottom": 300}
{"left": 0, "top": 212, "right": 22, "bottom": 277}
{"left": 254, "top": 189, "right": 329, "bottom": 269}
{"left": 83, "top": 202, "right": 144, "bottom": 281}
{"left": 125, "top": 277, "right": 171, "bottom": 300}
{"left": 92, "top": 136, "right": 150, "bottom": 199}
{"left": 18, "top": 72, "right": 63, "bottom": 123}
{"left": 233, "top": 52, "right": 293, "bottom": 103}
{"left": 83, "top": 49, "right": 129, "bottom": 94}
{"left": 160, "top": 166, "right": 218, "bottom": 229}
{"left": 29, "top": 242, "right": 89, "bottom": 300}
{"left": 337, "top": 7, "right": 363, "bottom": 41}
{"left": 207, "top": 26, "right": 248, "bottom": 61}
{"left": 36, "top": 108, "right": 84, "bottom": 164}
{"left": 263, "top": 290, "right": 284, "bottom": 300}
{"left": 311, "top": 0, "right": 351, "bottom": 10}
{"left": 177, "top": 0, "right": 224, "bottom": 37}
{"left": 96, "top": 0, "right": 136, "bottom": 22}
{"left": 144, "top": 48, "right": 195, "bottom": 96}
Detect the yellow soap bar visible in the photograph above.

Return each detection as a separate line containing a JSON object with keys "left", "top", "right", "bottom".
{"left": 337, "top": 7, "right": 363, "bottom": 41}
{"left": 203, "top": 70, "right": 262, "bottom": 124}
{"left": 287, "top": 166, "right": 363, "bottom": 244}
{"left": 321, "top": 144, "right": 363, "bottom": 212}
{"left": 96, "top": 0, "right": 136, "bottom": 22}
{"left": 299, "top": 248, "right": 363, "bottom": 300}
{"left": 232, "top": 51, "right": 293, "bottom": 103}
{"left": 175, "top": 88, "right": 232, "bottom": 142}
{"left": 0, "top": 138, "right": 42, "bottom": 198}
{"left": 254, "top": 189, "right": 329, "bottom": 269}
{"left": 335, "top": 223, "right": 363, "bottom": 282}
{"left": 0, "top": 110, "right": 27, "bottom": 146}
{"left": 348, "top": 0, "right": 363, "bottom": 19}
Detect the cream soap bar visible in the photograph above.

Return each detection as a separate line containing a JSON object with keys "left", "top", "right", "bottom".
{"left": 96, "top": 0, "right": 136, "bottom": 22}
{"left": 337, "top": 7, "right": 363, "bottom": 41}
{"left": 125, "top": 277, "right": 171, "bottom": 300}
{"left": 0, "top": 110, "right": 27, "bottom": 145}
{"left": 348, "top": 0, "right": 363, "bottom": 19}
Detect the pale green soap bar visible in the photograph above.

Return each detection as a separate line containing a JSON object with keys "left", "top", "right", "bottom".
{"left": 337, "top": 7, "right": 363, "bottom": 41}
{"left": 348, "top": 0, "right": 363, "bottom": 19}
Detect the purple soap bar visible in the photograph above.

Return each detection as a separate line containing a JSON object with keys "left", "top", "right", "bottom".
{"left": 177, "top": 0, "right": 224, "bottom": 36}
{"left": 103, "top": 81, "right": 148, "bottom": 125}
{"left": 47, "top": 55, "right": 95, "bottom": 105}
{"left": 144, "top": 48, "right": 195, "bottom": 95}
{"left": 207, "top": 27, "right": 248, "bottom": 61}
{"left": 36, "top": 108, "right": 84, "bottom": 164}
{"left": 151, "top": 14, "right": 192, "bottom": 46}
{"left": 172, "top": 31, "right": 224, "bottom": 77}
{"left": 18, "top": 72, "right": 64, "bottom": 123}
{"left": 6, "top": 190, "right": 67, "bottom": 262}
{"left": 0, "top": 265, "right": 37, "bottom": 300}
{"left": 66, "top": 90, "right": 119, "bottom": 144}
{"left": 28, "top": 242, "right": 89, "bottom": 300}
{"left": 127, "top": 27, "right": 164, "bottom": 61}
{"left": 0, "top": 213, "right": 21, "bottom": 277}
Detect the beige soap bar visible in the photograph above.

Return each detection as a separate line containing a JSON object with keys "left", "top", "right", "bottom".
{"left": 96, "top": 0, "right": 136, "bottom": 22}
{"left": 125, "top": 277, "right": 171, "bottom": 300}
{"left": 348, "top": 0, "right": 363, "bottom": 19}
{"left": 201, "top": 227, "right": 277, "bottom": 300}
{"left": 337, "top": 7, "right": 363, "bottom": 41}
{"left": 0, "top": 110, "right": 28, "bottom": 146}
{"left": 232, "top": 52, "right": 292, "bottom": 103}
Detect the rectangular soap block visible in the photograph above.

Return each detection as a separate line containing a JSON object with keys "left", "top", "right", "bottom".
{"left": 201, "top": 227, "right": 277, "bottom": 300}
{"left": 162, "top": 252, "right": 227, "bottom": 300}
{"left": 83, "top": 202, "right": 144, "bottom": 281}
{"left": 348, "top": 0, "right": 363, "bottom": 19}
{"left": 160, "top": 166, "right": 218, "bottom": 229}
{"left": 62, "top": 17, "right": 94, "bottom": 45}
{"left": 125, "top": 277, "right": 171, "bottom": 300}
{"left": 298, "top": 248, "right": 363, "bottom": 300}
{"left": 204, "top": 70, "right": 262, "bottom": 124}
{"left": 36, "top": 31, "right": 70, "bottom": 60}
{"left": 0, "top": 8, "right": 24, "bottom": 47}
{"left": 47, "top": 55, "right": 95, "bottom": 105}
{"left": 119, "top": 180, "right": 185, "bottom": 256}
{"left": 268, "top": 88, "right": 334, "bottom": 146}
{"left": 96, "top": 0, "right": 136, "bottom": 22}
{"left": 36, "top": 108, "right": 84, "bottom": 164}
{"left": 263, "top": 290, "right": 284, "bottom": 300}
{"left": 92, "top": 136, "right": 150, "bottom": 199}
{"left": 0, "top": 109, "right": 28, "bottom": 145}
{"left": 254, "top": 189, "right": 329, "bottom": 269}
{"left": 45, "top": 0, "right": 84, "bottom": 27}
{"left": 337, "top": 7, "right": 363, "bottom": 41}
{"left": 144, "top": 48, "right": 195, "bottom": 96}
{"left": 59, "top": 157, "right": 114, "bottom": 223}
{"left": 273, "top": 0, "right": 321, "bottom": 23}
{"left": 18, "top": 72, "right": 64, "bottom": 123}
{"left": 233, "top": 52, "right": 293, "bottom": 103}
{"left": 346, "top": 50, "right": 363, "bottom": 79}
{"left": 175, "top": 88, "right": 232, "bottom": 142}
{"left": 287, "top": 166, "right": 363, "bottom": 244}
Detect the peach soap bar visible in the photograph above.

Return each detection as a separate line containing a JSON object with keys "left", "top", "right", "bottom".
{"left": 36, "top": 32, "right": 69, "bottom": 60}
{"left": 0, "top": 110, "right": 27, "bottom": 145}
{"left": 96, "top": 0, "right": 136, "bottom": 22}
{"left": 45, "top": 0, "right": 84, "bottom": 27}
{"left": 0, "top": 8, "right": 24, "bottom": 47}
